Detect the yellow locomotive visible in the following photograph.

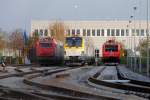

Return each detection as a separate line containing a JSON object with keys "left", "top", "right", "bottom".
{"left": 64, "top": 36, "right": 95, "bottom": 66}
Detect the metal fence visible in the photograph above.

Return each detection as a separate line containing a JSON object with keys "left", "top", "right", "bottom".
{"left": 126, "top": 56, "right": 150, "bottom": 77}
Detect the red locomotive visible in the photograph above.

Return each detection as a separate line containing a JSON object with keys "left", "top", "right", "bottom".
{"left": 29, "top": 37, "right": 64, "bottom": 65}
{"left": 102, "top": 39, "right": 121, "bottom": 65}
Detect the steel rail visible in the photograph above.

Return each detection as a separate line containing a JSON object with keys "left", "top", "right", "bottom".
{"left": 0, "top": 66, "right": 64, "bottom": 79}
{"left": 88, "top": 77, "right": 150, "bottom": 94}
{"left": 23, "top": 67, "right": 119, "bottom": 100}
{"left": 116, "top": 67, "right": 150, "bottom": 87}
{"left": 88, "top": 66, "right": 150, "bottom": 94}
{"left": 0, "top": 86, "right": 50, "bottom": 100}
{"left": 32, "top": 92, "right": 91, "bottom": 100}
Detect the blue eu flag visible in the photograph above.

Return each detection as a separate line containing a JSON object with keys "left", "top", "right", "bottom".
{"left": 23, "top": 31, "right": 28, "bottom": 46}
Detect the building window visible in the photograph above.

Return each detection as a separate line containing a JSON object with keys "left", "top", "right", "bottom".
{"left": 67, "top": 29, "right": 70, "bottom": 36}
{"left": 44, "top": 29, "right": 48, "bottom": 36}
{"left": 141, "top": 29, "right": 144, "bottom": 36}
{"left": 77, "top": 29, "right": 80, "bottom": 35}
{"left": 136, "top": 29, "right": 139, "bottom": 36}
{"left": 40, "top": 29, "right": 43, "bottom": 36}
{"left": 50, "top": 29, "right": 54, "bottom": 36}
{"left": 87, "top": 29, "right": 91, "bottom": 36}
{"left": 107, "top": 29, "right": 110, "bottom": 36}
{"left": 72, "top": 29, "right": 75, "bottom": 36}
{"left": 83, "top": 29, "right": 86, "bottom": 36}
{"left": 111, "top": 29, "right": 115, "bottom": 36}
{"left": 116, "top": 29, "right": 120, "bottom": 36}
{"left": 33, "top": 29, "right": 39, "bottom": 37}
{"left": 126, "top": 29, "right": 129, "bottom": 36}
{"left": 97, "top": 29, "right": 100, "bottom": 36}
{"left": 146, "top": 29, "right": 149, "bottom": 36}
{"left": 132, "top": 29, "right": 135, "bottom": 36}
{"left": 121, "top": 29, "right": 124, "bottom": 36}
{"left": 95, "top": 49, "right": 99, "bottom": 57}
{"left": 101, "top": 29, "right": 104, "bottom": 36}
{"left": 92, "top": 29, "right": 95, "bottom": 36}
{"left": 34, "top": 29, "right": 38, "bottom": 35}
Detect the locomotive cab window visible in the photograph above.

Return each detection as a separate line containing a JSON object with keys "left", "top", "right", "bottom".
{"left": 40, "top": 43, "right": 51, "bottom": 48}
{"left": 66, "top": 37, "right": 82, "bottom": 47}
{"left": 105, "top": 45, "right": 118, "bottom": 52}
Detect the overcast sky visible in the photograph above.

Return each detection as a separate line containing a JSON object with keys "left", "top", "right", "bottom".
{"left": 0, "top": 0, "right": 149, "bottom": 33}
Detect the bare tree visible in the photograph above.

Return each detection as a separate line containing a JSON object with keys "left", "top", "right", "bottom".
{"left": 118, "top": 41, "right": 126, "bottom": 57}
{"left": 0, "top": 30, "right": 8, "bottom": 51}
{"left": 137, "top": 39, "right": 150, "bottom": 57}
{"left": 9, "top": 29, "right": 24, "bottom": 57}
{"left": 49, "top": 21, "right": 65, "bottom": 43}
{"left": 0, "top": 36, "right": 5, "bottom": 50}
{"left": 27, "top": 30, "right": 39, "bottom": 49}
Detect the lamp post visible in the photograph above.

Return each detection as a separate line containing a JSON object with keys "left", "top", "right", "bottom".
{"left": 127, "top": 25, "right": 129, "bottom": 67}
{"left": 133, "top": 6, "right": 137, "bottom": 72}
{"left": 129, "top": 16, "right": 133, "bottom": 70}
{"left": 146, "top": 0, "right": 149, "bottom": 76}
{"left": 129, "top": 20, "right": 132, "bottom": 48}
{"left": 138, "top": 0, "right": 142, "bottom": 73}
{"left": 130, "top": 16, "right": 133, "bottom": 50}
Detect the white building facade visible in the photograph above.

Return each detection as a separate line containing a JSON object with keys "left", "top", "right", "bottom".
{"left": 31, "top": 20, "right": 150, "bottom": 57}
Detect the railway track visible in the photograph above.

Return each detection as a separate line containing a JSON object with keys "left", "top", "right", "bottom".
{"left": 0, "top": 85, "right": 49, "bottom": 100}
{"left": 116, "top": 66, "right": 150, "bottom": 87}
{"left": 0, "top": 66, "right": 101, "bottom": 100}
{"left": 23, "top": 66, "right": 124, "bottom": 100}
{"left": 0, "top": 83, "right": 89, "bottom": 100}
{"left": 0, "top": 65, "right": 76, "bottom": 100}
{"left": 0, "top": 67, "right": 53, "bottom": 79}
{"left": 87, "top": 65, "right": 150, "bottom": 99}
{"left": 0, "top": 66, "right": 91, "bottom": 100}
{"left": 0, "top": 65, "right": 148, "bottom": 100}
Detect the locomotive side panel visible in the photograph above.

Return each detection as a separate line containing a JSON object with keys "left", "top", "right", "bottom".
{"left": 29, "top": 37, "right": 64, "bottom": 65}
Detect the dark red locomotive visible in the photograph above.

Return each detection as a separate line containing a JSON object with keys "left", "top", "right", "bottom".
{"left": 102, "top": 39, "right": 121, "bottom": 65}
{"left": 29, "top": 37, "right": 64, "bottom": 65}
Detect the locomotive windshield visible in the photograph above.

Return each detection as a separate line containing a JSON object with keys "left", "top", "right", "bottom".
{"left": 105, "top": 45, "right": 118, "bottom": 52}
{"left": 40, "top": 43, "right": 51, "bottom": 48}
{"left": 66, "top": 37, "right": 82, "bottom": 47}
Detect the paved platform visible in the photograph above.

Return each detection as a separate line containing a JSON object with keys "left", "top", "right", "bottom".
{"left": 117, "top": 65, "right": 150, "bottom": 82}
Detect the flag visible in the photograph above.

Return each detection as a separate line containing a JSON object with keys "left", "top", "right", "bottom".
{"left": 23, "top": 30, "right": 28, "bottom": 46}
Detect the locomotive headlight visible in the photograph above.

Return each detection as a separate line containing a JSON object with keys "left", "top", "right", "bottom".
{"left": 65, "top": 56, "right": 69, "bottom": 60}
